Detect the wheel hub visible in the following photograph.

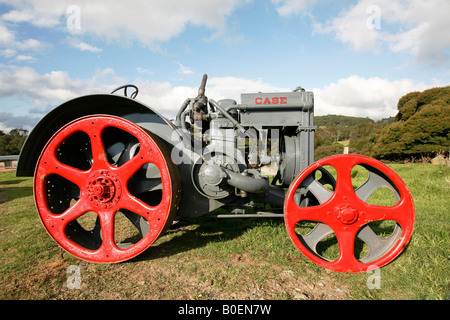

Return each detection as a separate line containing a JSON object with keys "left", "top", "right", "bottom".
{"left": 335, "top": 205, "right": 359, "bottom": 225}
{"left": 87, "top": 170, "right": 122, "bottom": 208}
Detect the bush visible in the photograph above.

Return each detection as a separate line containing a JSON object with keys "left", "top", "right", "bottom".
{"left": 373, "top": 86, "right": 450, "bottom": 160}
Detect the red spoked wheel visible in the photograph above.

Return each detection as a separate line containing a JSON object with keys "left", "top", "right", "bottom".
{"left": 284, "top": 154, "right": 415, "bottom": 273}
{"left": 34, "top": 115, "right": 181, "bottom": 263}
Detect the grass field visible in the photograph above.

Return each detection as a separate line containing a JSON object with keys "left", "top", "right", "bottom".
{"left": 0, "top": 162, "right": 448, "bottom": 300}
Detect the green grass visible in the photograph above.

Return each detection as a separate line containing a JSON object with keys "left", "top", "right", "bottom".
{"left": 0, "top": 163, "right": 449, "bottom": 300}
{"left": 335, "top": 163, "right": 450, "bottom": 299}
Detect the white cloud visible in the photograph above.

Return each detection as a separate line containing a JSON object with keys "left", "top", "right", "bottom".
{"left": 312, "top": 0, "right": 450, "bottom": 65}
{"left": 0, "top": 111, "right": 42, "bottom": 132}
{"left": 0, "top": 23, "right": 15, "bottom": 44}
{"left": 1, "top": 1, "right": 64, "bottom": 27}
{"left": 94, "top": 67, "right": 115, "bottom": 79}
{"left": 271, "top": 0, "right": 450, "bottom": 66}
{"left": 177, "top": 63, "right": 193, "bottom": 75}
{"left": 136, "top": 67, "right": 154, "bottom": 75}
{"left": 272, "top": 0, "right": 319, "bottom": 17}
{"left": 70, "top": 40, "right": 102, "bottom": 53}
{"left": 0, "top": 21, "right": 48, "bottom": 59}
{"left": 1, "top": 0, "right": 248, "bottom": 48}
{"left": 1, "top": 10, "right": 34, "bottom": 23}
{"left": 312, "top": 75, "right": 432, "bottom": 120}
{"left": 15, "top": 55, "right": 34, "bottom": 62}
{"left": 0, "top": 66, "right": 118, "bottom": 106}
{"left": 0, "top": 65, "right": 131, "bottom": 131}
{"left": 313, "top": 1, "right": 379, "bottom": 52}
{"left": 133, "top": 81, "right": 197, "bottom": 117}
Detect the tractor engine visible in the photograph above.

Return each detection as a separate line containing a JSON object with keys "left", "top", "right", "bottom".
{"left": 173, "top": 74, "right": 315, "bottom": 214}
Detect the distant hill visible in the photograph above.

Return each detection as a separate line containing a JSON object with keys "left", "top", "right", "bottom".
{"left": 313, "top": 115, "right": 393, "bottom": 159}
{"left": 314, "top": 115, "right": 374, "bottom": 127}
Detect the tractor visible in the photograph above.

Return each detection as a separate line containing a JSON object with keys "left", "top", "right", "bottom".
{"left": 16, "top": 74, "right": 414, "bottom": 272}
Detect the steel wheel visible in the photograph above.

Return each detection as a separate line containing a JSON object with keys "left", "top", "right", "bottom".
{"left": 284, "top": 154, "right": 415, "bottom": 273}
{"left": 34, "top": 115, "right": 181, "bottom": 263}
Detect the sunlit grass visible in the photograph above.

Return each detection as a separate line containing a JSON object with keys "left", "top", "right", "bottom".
{"left": 0, "top": 163, "right": 448, "bottom": 299}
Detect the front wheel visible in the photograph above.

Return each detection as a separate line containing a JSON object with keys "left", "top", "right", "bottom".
{"left": 284, "top": 154, "right": 415, "bottom": 273}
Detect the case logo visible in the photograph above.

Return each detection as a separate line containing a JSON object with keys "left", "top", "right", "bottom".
{"left": 255, "top": 97, "right": 287, "bottom": 105}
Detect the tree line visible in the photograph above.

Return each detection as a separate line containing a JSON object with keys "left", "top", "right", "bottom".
{"left": 0, "top": 129, "right": 28, "bottom": 156}
{"left": 314, "top": 86, "right": 450, "bottom": 161}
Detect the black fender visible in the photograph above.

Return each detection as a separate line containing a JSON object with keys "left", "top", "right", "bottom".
{"left": 16, "top": 94, "right": 184, "bottom": 177}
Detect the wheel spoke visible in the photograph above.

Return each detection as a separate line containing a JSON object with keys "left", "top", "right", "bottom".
{"left": 37, "top": 144, "right": 89, "bottom": 188}
{"left": 51, "top": 161, "right": 89, "bottom": 188}
{"left": 42, "top": 198, "right": 90, "bottom": 235}
{"left": 356, "top": 224, "right": 403, "bottom": 263}
{"left": 335, "top": 228, "right": 359, "bottom": 266}
{"left": 98, "top": 209, "right": 116, "bottom": 253}
{"left": 362, "top": 203, "right": 410, "bottom": 227}
{"left": 331, "top": 158, "right": 355, "bottom": 196}
{"left": 60, "top": 197, "right": 92, "bottom": 223}
{"left": 85, "top": 125, "right": 110, "bottom": 170}
{"left": 355, "top": 169, "right": 400, "bottom": 203}
{"left": 117, "top": 152, "right": 149, "bottom": 181}
{"left": 302, "top": 175, "right": 334, "bottom": 204}
{"left": 121, "top": 190, "right": 163, "bottom": 219}
{"left": 301, "top": 222, "right": 334, "bottom": 253}
{"left": 285, "top": 201, "right": 330, "bottom": 226}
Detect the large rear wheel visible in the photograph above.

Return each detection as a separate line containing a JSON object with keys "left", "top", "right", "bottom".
{"left": 34, "top": 115, "right": 181, "bottom": 263}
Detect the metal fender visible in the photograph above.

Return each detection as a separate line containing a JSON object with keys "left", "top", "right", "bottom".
{"left": 16, "top": 94, "right": 182, "bottom": 177}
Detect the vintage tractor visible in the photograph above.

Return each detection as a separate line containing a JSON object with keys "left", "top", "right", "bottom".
{"left": 16, "top": 74, "right": 415, "bottom": 273}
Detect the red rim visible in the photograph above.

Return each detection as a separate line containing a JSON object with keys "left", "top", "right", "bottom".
{"left": 284, "top": 154, "right": 415, "bottom": 273}
{"left": 34, "top": 115, "right": 180, "bottom": 263}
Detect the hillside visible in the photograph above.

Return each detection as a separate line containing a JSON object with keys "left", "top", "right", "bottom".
{"left": 314, "top": 115, "right": 374, "bottom": 127}
{"left": 313, "top": 115, "right": 393, "bottom": 159}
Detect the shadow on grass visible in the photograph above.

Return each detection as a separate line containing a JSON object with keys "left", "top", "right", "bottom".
{"left": 0, "top": 179, "right": 28, "bottom": 185}
{"left": 130, "top": 216, "right": 286, "bottom": 263}
{"left": 0, "top": 185, "right": 33, "bottom": 204}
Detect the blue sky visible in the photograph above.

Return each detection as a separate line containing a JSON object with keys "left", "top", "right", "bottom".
{"left": 0, "top": 0, "right": 449, "bottom": 131}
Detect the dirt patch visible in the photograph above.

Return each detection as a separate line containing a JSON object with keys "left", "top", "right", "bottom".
{"left": 203, "top": 253, "right": 349, "bottom": 300}
{"left": 54, "top": 251, "right": 349, "bottom": 300}
{"left": 3, "top": 259, "right": 67, "bottom": 299}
